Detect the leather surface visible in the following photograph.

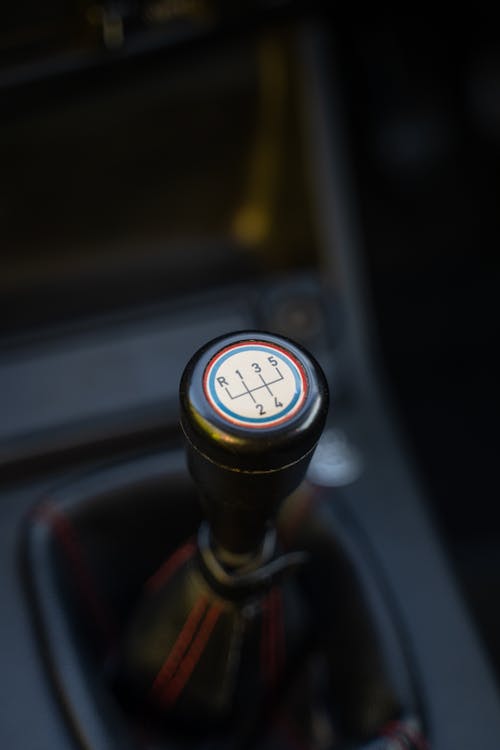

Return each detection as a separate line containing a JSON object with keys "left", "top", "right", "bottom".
{"left": 24, "top": 449, "right": 421, "bottom": 748}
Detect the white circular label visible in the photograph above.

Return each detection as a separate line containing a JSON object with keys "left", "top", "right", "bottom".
{"left": 203, "top": 341, "right": 308, "bottom": 428}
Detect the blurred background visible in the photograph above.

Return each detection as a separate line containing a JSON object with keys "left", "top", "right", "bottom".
{"left": 1, "top": 0, "right": 499, "bottom": 686}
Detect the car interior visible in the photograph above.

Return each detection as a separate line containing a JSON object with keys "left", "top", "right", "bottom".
{"left": 1, "top": 4, "right": 499, "bottom": 749}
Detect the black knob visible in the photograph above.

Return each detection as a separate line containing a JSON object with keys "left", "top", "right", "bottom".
{"left": 179, "top": 331, "right": 329, "bottom": 556}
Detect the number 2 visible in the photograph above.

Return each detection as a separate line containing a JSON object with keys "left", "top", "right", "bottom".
{"left": 256, "top": 403, "right": 266, "bottom": 415}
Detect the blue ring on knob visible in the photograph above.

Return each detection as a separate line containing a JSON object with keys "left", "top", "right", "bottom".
{"left": 204, "top": 342, "right": 307, "bottom": 428}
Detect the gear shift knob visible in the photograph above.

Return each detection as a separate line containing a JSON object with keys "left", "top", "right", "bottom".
{"left": 180, "top": 331, "right": 329, "bottom": 557}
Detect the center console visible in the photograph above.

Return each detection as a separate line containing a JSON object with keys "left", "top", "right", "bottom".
{"left": 0, "top": 13, "right": 499, "bottom": 750}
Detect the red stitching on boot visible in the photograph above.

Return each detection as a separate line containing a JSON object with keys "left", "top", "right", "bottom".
{"left": 160, "top": 602, "right": 223, "bottom": 707}
{"left": 150, "top": 596, "right": 207, "bottom": 701}
{"left": 146, "top": 540, "right": 196, "bottom": 592}
{"left": 39, "top": 503, "right": 117, "bottom": 647}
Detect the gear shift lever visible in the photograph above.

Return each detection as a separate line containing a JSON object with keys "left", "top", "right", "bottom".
{"left": 115, "top": 332, "right": 328, "bottom": 728}
{"left": 180, "top": 331, "right": 329, "bottom": 559}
